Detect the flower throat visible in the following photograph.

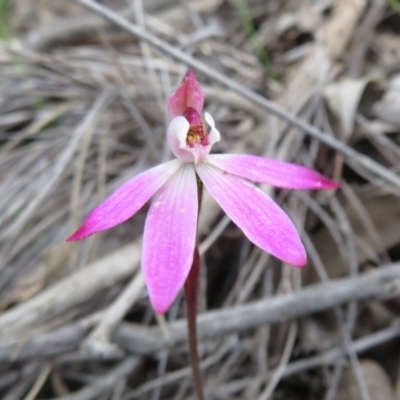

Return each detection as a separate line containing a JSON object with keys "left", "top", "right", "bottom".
{"left": 184, "top": 107, "right": 209, "bottom": 148}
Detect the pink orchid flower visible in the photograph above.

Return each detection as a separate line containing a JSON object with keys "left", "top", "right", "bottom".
{"left": 67, "top": 70, "right": 339, "bottom": 314}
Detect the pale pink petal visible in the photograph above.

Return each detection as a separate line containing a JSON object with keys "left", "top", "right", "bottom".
{"left": 204, "top": 112, "right": 221, "bottom": 146}
{"left": 67, "top": 160, "right": 182, "bottom": 241}
{"left": 196, "top": 164, "right": 307, "bottom": 266}
{"left": 208, "top": 154, "right": 340, "bottom": 190}
{"left": 167, "top": 116, "right": 194, "bottom": 163}
{"left": 168, "top": 70, "right": 205, "bottom": 118}
{"left": 142, "top": 164, "right": 198, "bottom": 314}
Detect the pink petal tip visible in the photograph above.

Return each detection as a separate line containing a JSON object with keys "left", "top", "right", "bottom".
{"left": 66, "top": 228, "right": 89, "bottom": 242}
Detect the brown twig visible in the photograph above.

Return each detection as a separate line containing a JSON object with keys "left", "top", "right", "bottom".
{"left": 49, "top": 357, "right": 139, "bottom": 400}
{"left": 1, "top": 263, "right": 399, "bottom": 362}
{"left": 116, "top": 262, "right": 400, "bottom": 354}
{"left": 0, "top": 244, "right": 141, "bottom": 338}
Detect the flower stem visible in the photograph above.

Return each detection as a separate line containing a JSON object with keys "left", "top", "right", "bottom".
{"left": 184, "top": 246, "right": 205, "bottom": 400}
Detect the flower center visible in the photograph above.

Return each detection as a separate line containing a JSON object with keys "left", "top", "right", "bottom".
{"left": 186, "top": 125, "right": 209, "bottom": 148}
{"left": 183, "top": 107, "right": 209, "bottom": 148}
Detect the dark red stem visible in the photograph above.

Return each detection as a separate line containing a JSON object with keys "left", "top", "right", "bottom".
{"left": 184, "top": 247, "right": 205, "bottom": 400}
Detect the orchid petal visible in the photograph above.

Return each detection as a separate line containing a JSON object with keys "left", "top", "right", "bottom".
{"left": 142, "top": 164, "right": 198, "bottom": 314}
{"left": 67, "top": 160, "right": 182, "bottom": 241}
{"left": 208, "top": 154, "right": 340, "bottom": 190}
{"left": 168, "top": 70, "right": 205, "bottom": 118}
{"left": 196, "top": 164, "right": 307, "bottom": 266}
{"left": 166, "top": 116, "right": 195, "bottom": 163}
{"left": 204, "top": 112, "right": 221, "bottom": 146}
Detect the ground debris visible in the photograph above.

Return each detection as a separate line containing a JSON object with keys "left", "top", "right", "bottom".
{"left": 0, "top": 1, "right": 399, "bottom": 399}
